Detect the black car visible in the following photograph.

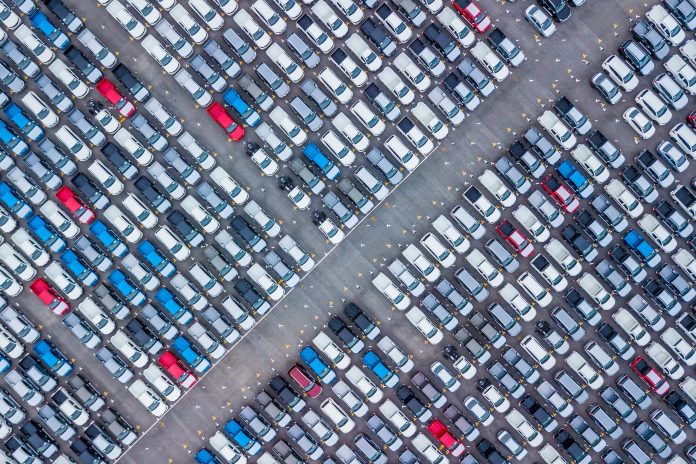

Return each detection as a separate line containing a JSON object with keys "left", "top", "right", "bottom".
{"left": 642, "top": 278, "right": 680, "bottom": 313}
{"left": 360, "top": 18, "right": 395, "bottom": 56}
{"left": 64, "top": 45, "right": 102, "bottom": 83}
{"left": 395, "top": 385, "right": 430, "bottom": 420}
{"left": 587, "top": 130, "right": 624, "bottom": 167}
{"left": 553, "top": 96, "right": 591, "bottom": 134}
{"left": 234, "top": 278, "right": 267, "bottom": 311}
{"left": 20, "top": 420, "right": 57, "bottom": 458}
{"left": 520, "top": 394, "right": 558, "bottom": 431}
{"left": 554, "top": 430, "right": 589, "bottom": 464}
{"left": 112, "top": 63, "right": 150, "bottom": 102}
{"left": 665, "top": 391, "right": 696, "bottom": 426}
{"left": 327, "top": 316, "right": 364, "bottom": 352}
{"left": 631, "top": 19, "right": 669, "bottom": 59}
{"left": 269, "top": 376, "right": 304, "bottom": 411}
{"left": 231, "top": 215, "right": 263, "bottom": 250}
{"left": 167, "top": 211, "right": 202, "bottom": 246}
{"left": 134, "top": 176, "right": 170, "bottom": 213}
{"left": 540, "top": 0, "right": 571, "bottom": 22}
{"left": 344, "top": 303, "right": 380, "bottom": 339}
{"left": 654, "top": 200, "right": 693, "bottom": 237}
{"left": 574, "top": 209, "right": 611, "bottom": 247}
{"left": 125, "top": 319, "right": 162, "bottom": 355}
{"left": 71, "top": 173, "right": 107, "bottom": 209}
{"left": 423, "top": 23, "right": 460, "bottom": 61}
{"left": 620, "top": 165, "right": 657, "bottom": 202}
{"left": 476, "top": 439, "right": 509, "bottom": 464}
{"left": 597, "top": 322, "right": 634, "bottom": 359}
{"left": 101, "top": 143, "right": 137, "bottom": 178}
{"left": 663, "top": 0, "right": 696, "bottom": 29}
{"left": 46, "top": 0, "right": 83, "bottom": 32}
{"left": 561, "top": 225, "right": 597, "bottom": 261}
{"left": 618, "top": 40, "right": 654, "bottom": 76}
{"left": 70, "top": 438, "right": 104, "bottom": 464}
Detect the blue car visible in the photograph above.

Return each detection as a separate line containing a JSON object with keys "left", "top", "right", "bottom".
{"left": 60, "top": 250, "right": 98, "bottom": 286}
{"left": 0, "top": 354, "right": 10, "bottom": 374}
{"left": 137, "top": 240, "right": 176, "bottom": 277}
{"left": 223, "top": 88, "right": 261, "bottom": 127}
{"left": 362, "top": 350, "right": 399, "bottom": 388}
{"left": 623, "top": 230, "right": 661, "bottom": 268}
{"left": 195, "top": 449, "right": 222, "bottom": 464}
{"left": 303, "top": 143, "right": 340, "bottom": 180}
{"left": 0, "top": 120, "right": 29, "bottom": 155}
{"left": 108, "top": 270, "right": 146, "bottom": 306}
{"left": 4, "top": 103, "right": 44, "bottom": 141}
{"left": 172, "top": 336, "right": 211, "bottom": 373}
{"left": 27, "top": 215, "right": 66, "bottom": 252}
{"left": 89, "top": 220, "right": 128, "bottom": 257}
{"left": 556, "top": 160, "right": 593, "bottom": 198}
{"left": 155, "top": 288, "right": 193, "bottom": 324}
{"left": 223, "top": 419, "right": 262, "bottom": 456}
{"left": 0, "top": 181, "right": 32, "bottom": 218}
{"left": 29, "top": 11, "right": 70, "bottom": 49}
{"left": 33, "top": 339, "right": 73, "bottom": 377}
{"left": 299, "top": 346, "right": 336, "bottom": 384}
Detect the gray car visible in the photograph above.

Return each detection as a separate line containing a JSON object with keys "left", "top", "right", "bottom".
{"left": 596, "top": 260, "right": 632, "bottom": 297}
{"left": 289, "top": 158, "right": 325, "bottom": 195}
{"left": 263, "top": 251, "right": 299, "bottom": 287}
{"left": 457, "top": 57, "right": 494, "bottom": 97}
{"left": 484, "top": 238, "right": 519, "bottom": 272}
{"left": 487, "top": 302, "right": 522, "bottom": 336}
{"left": 62, "top": 313, "right": 100, "bottom": 349}
{"left": 287, "top": 423, "right": 323, "bottom": 460}
{"left": 202, "top": 39, "right": 241, "bottom": 78}
{"left": 354, "top": 433, "right": 387, "bottom": 464}
{"left": 455, "top": 266, "right": 488, "bottom": 302}
{"left": 94, "top": 347, "right": 133, "bottom": 384}
{"left": 0, "top": 39, "right": 39, "bottom": 77}
{"left": 140, "top": 304, "right": 179, "bottom": 340}
{"left": 435, "top": 278, "right": 472, "bottom": 315}
{"left": 554, "top": 369, "right": 589, "bottom": 403}
{"left": 338, "top": 178, "right": 373, "bottom": 214}
{"left": 524, "top": 126, "right": 561, "bottom": 164}
{"left": 286, "top": 32, "right": 320, "bottom": 68}
{"left": 600, "top": 387, "right": 637, "bottom": 423}
{"left": 502, "top": 347, "right": 540, "bottom": 384}
{"left": 322, "top": 191, "right": 358, "bottom": 228}
{"left": 365, "top": 82, "right": 400, "bottom": 121}
{"left": 255, "top": 63, "right": 289, "bottom": 98}
{"left": 255, "top": 390, "right": 291, "bottom": 428}
{"left": 633, "top": 421, "right": 671, "bottom": 459}
{"left": 300, "top": 78, "right": 337, "bottom": 117}
{"left": 529, "top": 190, "right": 564, "bottom": 227}
{"left": 289, "top": 96, "right": 323, "bottom": 131}
{"left": 588, "top": 405, "right": 622, "bottom": 439}
{"left": 551, "top": 306, "right": 585, "bottom": 340}
{"left": 66, "top": 375, "right": 105, "bottom": 412}
{"left": 658, "top": 264, "right": 696, "bottom": 302}
{"left": 622, "top": 439, "right": 655, "bottom": 464}
{"left": 163, "top": 147, "right": 201, "bottom": 184}
{"left": 367, "top": 414, "right": 402, "bottom": 451}
{"left": 495, "top": 156, "right": 531, "bottom": 194}
{"left": 131, "top": 113, "right": 167, "bottom": 152}
{"left": 366, "top": 148, "right": 404, "bottom": 185}
{"left": 487, "top": 361, "right": 525, "bottom": 399}
{"left": 22, "top": 152, "right": 61, "bottom": 190}
{"left": 38, "top": 404, "right": 75, "bottom": 442}
{"left": 67, "top": 108, "right": 106, "bottom": 146}
{"left": 189, "top": 54, "right": 226, "bottom": 92}
{"left": 569, "top": 414, "right": 606, "bottom": 452}
{"left": 422, "top": 293, "right": 458, "bottom": 331}
{"left": 653, "top": 73, "right": 687, "bottom": 110}
{"left": 155, "top": 19, "right": 194, "bottom": 58}
{"left": 222, "top": 27, "right": 256, "bottom": 63}
{"left": 591, "top": 194, "right": 628, "bottom": 231}
{"left": 201, "top": 307, "right": 240, "bottom": 344}
{"left": 237, "top": 73, "right": 273, "bottom": 111}
{"left": 101, "top": 409, "right": 137, "bottom": 446}
{"left": 239, "top": 405, "right": 277, "bottom": 442}
{"left": 0, "top": 60, "right": 24, "bottom": 93}
{"left": 37, "top": 139, "right": 77, "bottom": 176}
{"left": 195, "top": 182, "right": 233, "bottom": 219}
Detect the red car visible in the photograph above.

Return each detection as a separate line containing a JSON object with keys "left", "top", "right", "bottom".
{"left": 630, "top": 356, "right": 669, "bottom": 395}
{"left": 288, "top": 364, "right": 322, "bottom": 398}
{"left": 541, "top": 174, "right": 580, "bottom": 213}
{"left": 427, "top": 419, "right": 466, "bottom": 457}
{"left": 29, "top": 278, "right": 69, "bottom": 315}
{"left": 688, "top": 111, "right": 696, "bottom": 129}
{"left": 95, "top": 78, "right": 136, "bottom": 117}
{"left": 452, "top": 0, "right": 491, "bottom": 33}
{"left": 207, "top": 102, "right": 245, "bottom": 141}
{"left": 55, "top": 186, "right": 95, "bottom": 224}
{"left": 496, "top": 219, "right": 534, "bottom": 257}
{"left": 158, "top": 351, "right": 197, "bottom": 389}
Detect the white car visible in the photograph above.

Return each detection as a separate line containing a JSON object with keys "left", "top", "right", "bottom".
{"left": 77, "top": 298, "right": 115, "bottom": 335}
{"left": 623, "top": 107, "right": 656, "bottom": 139}
{"left": 221, "top": 296, "right": 255, "bottom": 330}
{"left": 635, "top": 89, "right": 672, "bottom": 125}
{"left": 413, "top": 433, "right": 448, "bottom": 463}
{"left": 93, "top": 109, "right": 121, "bottom": 134}
{"left": 419, "top": 232, "right": 455, "bottom": 268}
{"left": 313, "top": 331, "right": 350, "bottom": 370}
{"left": 121, "top": 254, "right": 159, "bottom": 291}
{"left": 430, "top": 361, "right": 460, "bottom": 392}
{"left": 613, "top": 307, "right": 650, "bottom": 346}
{"left": 114, "top": 128, "right": 153, "bottom": 166}
{"left": 299, "top": 14, "right": 334, "bottom": 53}
{"left": 6, "top": 167, "right": 45, "bottom": 205}
{"left": 246, "top": 145, "right": 279, "bottom": 176}
{"left": 673, "top": 249, "right": 696, "bottom": 281}
{"left": 55, "top": 125, "right": 91, "bottom": 161}
{"left": 0, "top": 265, "right": 21, "bottom": 296}
{"left": 638, "top": 214, "right": 676, "bottom": 253}
{"left": 144, "top": 98, "right": 183, "bottom": 136}
{"left": 211, "top": 0, "right": 238, "bottom": 14}
{"left": 141, "top": 34, "right": 180, "bottom": 74}
{"left": 578, "top": 272, "right": 615, "bottom": 310}
{"left": 605, "top": 179, "right": 644, "bottom": 218}
{"left": 329, "top": 0, "right": 363, "bottom": 23}
{"left": 155, "top": 225, "right": 190, "bottom": 260}
{"left": 379, "top": 399, "right": 416, "bottom": 437}
{"left": 646, "top": 341, "right": 685, "bottom": 379}
{"left": 127, "top": 0, "right": 162, "bottom": 25}
{"left": 646, "top": 4, "right": 685, "bottom": 46}
{"left": 266, "top": 43, "right": 303, "bottom": 83}
{"left": 479, "top": 381, "right": 510, "bottom": 413}
{"left": 397, "top": 117, "right": 434, "bottom": 155}
{"left": 210, "top": 166, "right": 249, "bottom": 205}
{"left": 405, "top": 307, "right": 443, "bottom": 344}
{"left": 532, "top": 254, "right": 567, "bottom": 291}
{"left": 247, "top": 263, "right": 284, "bottom": 301}
{"left": 14, "top": 25, "right": 54, "bottom": 64}
{"left": 312, "top": 0, "right": 348, "bottom": 38}
{"left": 466, "top": 248, "right": 503, "bottom": 287}
{"left": 506, "top": 409, "right": 543, "bottom": 447}
{"left": 320, "top": 130, "right": 356, "bottom": 167}
{"left": 437, "top": 7, "right": 475, "bottom": 47}
{"left": 513, "top": 205, "right": 550, "bottom": 242}
{"left": 270, "top": 107, "right": 307, "bottom": 145}
{"left": 521, "top": 335, "right": 556, "bottom": 370}
{"left": 188, "top": 0, "right": 224, "bottom": 30}
{"left": 378, "top": 67, "right": 415, "bottom": 105}
{"left": 412, "top": 103, "right": 448, "bottom": 140}
{"left": 524, "top": 4, "right": 556, "bottom": 37}
{"left": 544, "top": 238, "right": 581, "bottom": 276}
{"left": 45, "top": 262, "right": 82, "bottom": 300}
{"left": 209, "top": 432, "right": 246, "bottom": 464}
{"left": 22, "top": 91, "right": 59, "bottom": 129}
{"left": 346, "top": 33, "right": 382, "bottom": 71}
{"left": 670, "top": 123, "right": 696, "bottom": 157}
{"left": 350, "top": 100, "right": 386, "bottom": 136}
{"left": 464, "top": 396, "right": 493, "bottom": 426}
{"left": 570, "top": 144, "right": 610, "bottom": 183}
{"left": 517, "top": 272, "right": 552, "bottom": 307}
{"left": 471, "top": 41, "right": 509, "bottom": 82}
{"left": 432, "top": 215, "right": 470, "bottom": 253}
{"left": 664, "top": 54, "right": 696, "bottom": 94}
{"left": 376, "top": 3, "right": 412, "bottom": 42}
{"left": 372, "top": 272, "right": 411, "bottom": 310}
{"left": 177, "top": 132, "right": 214, "bottom": 170}
{"left": 402, "top": 244, "right": 441, "bottom": 282}
{"left": 106, "top": 0, "right": 147, "bottom": 39}
{"left": 332, "top": 112, "right": 368, "bottom": 152}
{"left": 393, "top": 53, "right": 431, "bottom": 92}
{"left": 387, "top": 259, "right": 425, "bottom": 297}
{"left": 428, "top": 85, "right": 466, "bottom": 124}
{"left": 378, "top": 336, "right": 414, "bottom": 373}
{"left": 315, "top": 214, "right": 345, "bottom": 244}
{"left": 77, "top": 29, "right": 117, "bottom": 68}
{"left": 0, "top": 243, "right": 35, "bottom": 281}
{"left": 48, "top": 59, "right": 89, "bottom": 99}
{"left": 143, "top": 364, "right": 181, "bottom": 401}
{"left": 188, "top": 263, "right": 223, "bottom": 298}
{"left": 499, "top": 283, "right": 536, "bottom": 321}
{"left": 278, "top": 235, "right": 314, "bottom": 272}
{"left": 173, "top": 69, "right": 212, "bottom": 107}
{"left": 330, "top": 48, "right": 367, "bottom": 87}
{"left": 479, "top": 169, "right": 516, "bottom": 208}
{"left": 0, "top": 2, "right": 20, "bottom": 30}
{"left": 252, "top": 0, "right": 287, "bottom": 33}
{"left": 121, "top": 193, "right": 157, "bottom": 229}
{"left": 318, "top": 68, "right": 353, "bottom": 104}
{"left": 462, "top": 186, "right": 500, "bottom": 223}
{"left": 243, "top": 200, "right": 281, "bottom": 237}
{"left": 538, "top": 110, "right": 576, "bottom": 150}
{"left": 661, "top": 327, "right": 696, "bottom": 366}
{"left": 111, "top": 330, "right": 148, "bottom": 368}
{"left": 345, "top": 366, "right": 383, "bottom": 403}
{"left": 171, "top": 3, "right": 208, "bottom": 44}
{"left": 103, "top": 205, "right": 142, "bottom": 243}
{"left": 384, "top": 134, "right": 418, "bottom": 171}
{"left": 320, "top": 397, "right": 355, "bottom": 433}
{"left": 171, "top": 274, "right": 208, "bottom": 310}
{"left": 566, "top": 351, "right": 603, "bottom": 389}
{"left": 181, "top": 196, "right": 220, "bottom": 233}
{"left": 602, "top": 55, "right": 639, "bottom": 91}
{"left": 40, "top": 200, "right": 79, "bottom": 239}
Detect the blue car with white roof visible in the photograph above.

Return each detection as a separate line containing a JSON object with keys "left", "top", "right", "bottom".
{"left": 4, "top": 103, "right": 44, "bottom": 141}
{"left": 60, "top": 250, "right": 98, "bottom": 286}
{"left": 223, "top": 88, "right": 261, "bottom": 127}
{"left": 155, "top": 288, "right": 193, "bottom": 325}
{"left": 108, "top": 270, "right": 146, "bottom": 306}
{"left": 303, "top": 144, "right": 340, "bottom": 180}
{"left": 362, "top": 350, "right": 399, "bottom": 388}
{"left": 299, "top": 346, "right": 336, "bottom": 384}
{"left": 624, "top": 230, "right": 661, "bottom": 268}
{"left": 223, "top": 419, "right": 262, "bottom": 456}
{"left": 172, "top": 336, "right": 211, "bottom": 373}
{"left": 0, "top": 119, "right": 29, "bottom": 155}
{"left": 89, "top": 220, "right": 128, "bottom": 257}
{"left": 34, "top": 339, "right": 73, "bottom": 376}
{"left": 0, "top": 181, "right": 32, "bottom": 218}
{"left": 29, "top": 11, "right": 70, "bottom": 49}
{"left": 556, "top": 160, "right": 593, "bottom": 198}
{"left": 28, "top": 215, "right": 66, "bottom": 252}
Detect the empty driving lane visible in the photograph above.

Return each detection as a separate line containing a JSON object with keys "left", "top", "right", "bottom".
{"left": 114, "top": 1, "right": 649, "bottom": 462}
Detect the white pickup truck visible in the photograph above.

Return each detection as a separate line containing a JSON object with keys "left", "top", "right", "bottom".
{"left": 680, "top": 376, "right": 696, "bottom": 403}
{"left": 377, "top": 336, "right": 414, "bottom": 373}
{"left": 646, "top": 341, "right": 685, "bottom": 379}
{"left": 470, "top": 41, "right": 509, "bottom": 82}
{"left": 128, "top": 379, "right": 168, "bottom": 417}
{"left": 538, "top": 110, "right": 577, "bottom": 150}
{"left": 664, "top": 54, "right": 696, "bottom": 94}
